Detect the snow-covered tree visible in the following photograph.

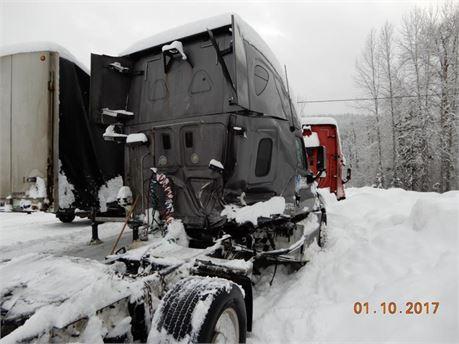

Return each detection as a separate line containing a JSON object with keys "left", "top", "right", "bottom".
{"left": 432, "top": 3, "right": 458, "bottom": 191}
{"left": 349, "top": 3, "right": 458, "bottom": 192}
{"left": 355, "top": 30, "right": 385, "bottom": 187}
{"left": 379, "top": 22, "right": 402, "bottom": 186}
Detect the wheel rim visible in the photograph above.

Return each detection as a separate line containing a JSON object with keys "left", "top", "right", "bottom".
{"left": 212, "top": 307, "right": 239, "bottom": 344}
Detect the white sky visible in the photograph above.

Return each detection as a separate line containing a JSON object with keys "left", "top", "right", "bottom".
{"left": 0, "top": 0, "right": 440, "bottom": 116}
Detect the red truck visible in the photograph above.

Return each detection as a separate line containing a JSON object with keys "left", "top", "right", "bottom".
{"left": 302, "top": 117, "right": 351, "bottom": 200}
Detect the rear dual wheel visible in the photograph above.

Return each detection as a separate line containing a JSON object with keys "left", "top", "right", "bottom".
{"left": 151, "top": 276, "right": 246, "bottom": 343}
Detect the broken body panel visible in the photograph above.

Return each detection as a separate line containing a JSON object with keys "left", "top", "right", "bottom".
{"left": 1, "top": 16, "right": 327, "bottom": 343}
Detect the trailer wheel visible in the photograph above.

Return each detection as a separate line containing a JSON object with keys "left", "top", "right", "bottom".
{"left": 151, "top": 276, "right": 247, "bottom": 343}
{"left": 56, "top": 211, "right": 75, "bottom": 223}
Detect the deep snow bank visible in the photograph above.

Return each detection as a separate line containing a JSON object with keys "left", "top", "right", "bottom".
{"left": 250, "top": 187, "right": 458, "bottom": 343}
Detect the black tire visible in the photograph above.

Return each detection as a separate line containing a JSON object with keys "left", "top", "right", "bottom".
{"left": 151, "top": 276, "right": 247, "bottom": 343}
{"left": 56, "top": 211, "right": 75, "bottom": 223}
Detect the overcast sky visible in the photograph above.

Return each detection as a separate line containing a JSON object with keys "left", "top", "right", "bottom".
{"left": 1, "top": 0, "right": 439, "bottom": 116}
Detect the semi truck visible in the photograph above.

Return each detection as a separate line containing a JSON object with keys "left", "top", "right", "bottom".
{"left": 0, "top": 44, "right": 124, "bottom": 222}
{"left": 1, "top": 15, "right": 327, "bottom": 343}
{"left": 301, "top": 117, "right": 351, "bottom": 200}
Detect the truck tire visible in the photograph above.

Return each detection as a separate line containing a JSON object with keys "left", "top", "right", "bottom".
{"left": 151, "top": 276, "right": 247, "bottom": 343}
{"left": 56, "top": 211, "right": 75, "bottom": 223}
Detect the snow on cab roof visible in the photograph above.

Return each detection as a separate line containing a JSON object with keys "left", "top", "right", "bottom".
{"left": 121, "top": 13, "right": 283, "bottom": 76}
{"left": 121, "top": 13, "right": 233, "bottom": 56}
{"left": 0, "top": 42, "right": 89, "bottom": 74}
{"left": 301, "top": 116, "right": 338, "bottom": 126}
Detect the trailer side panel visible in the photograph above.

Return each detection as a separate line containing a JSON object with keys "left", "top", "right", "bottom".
{"left": 0, "top": 52, "right": 53, "bottom": 204}
{"left": 0, "top": 55, "right": 12, "bottom": 199}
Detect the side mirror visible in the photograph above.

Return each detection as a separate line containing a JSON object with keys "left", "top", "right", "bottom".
{"left": 343, "top": 168, "right": 352, "bottom": 184}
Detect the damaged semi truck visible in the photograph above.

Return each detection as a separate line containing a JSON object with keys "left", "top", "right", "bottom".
{"left": 94, "top": 13, "right": 326, "bottom": 342}
{"left": 1, "top": 15, "right": 326, "bottom": 343}
{"left": 0, "top": 45, "right": 124, "bottom": 222}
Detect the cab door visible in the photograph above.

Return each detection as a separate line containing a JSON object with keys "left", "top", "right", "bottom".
{"left": 315, "top": 125, "right": 338, "bottom": 193}
{"left": 89, "top": 54, "right": 133, "bottom": 124}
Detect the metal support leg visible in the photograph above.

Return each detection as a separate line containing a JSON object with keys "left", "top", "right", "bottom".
{"left": 89, "top": 209, "right": 102, "bottom": 245}
{"left": 133, "top": 226, "right": 139, "bottom": 241}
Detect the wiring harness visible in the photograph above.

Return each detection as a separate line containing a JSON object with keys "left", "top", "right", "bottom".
{"left": 149, "top": 170, "right": 174, "bottom": 225}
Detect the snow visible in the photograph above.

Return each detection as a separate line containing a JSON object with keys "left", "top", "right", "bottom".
{"left": 161, "top": 40, "right": 187, "bottom": 60}
{"left": 303, "top": 131, "right": 320, "bottom": 148}
{"left": 148, "top": 276, "right": 234, "bottom": 343}
{"left": 0, "top": 254, "right": 144, "bottom": 344}
{"left": 221, "top": 196, "right": 286, "bottom": 225}
{"left": 126, "top": 133, "right": 148, "bottom": 144}
{"left": 26, "top": 176, "right": 46, "bottom": 198}
{"left": 58, "top": 160, "right": 75, "bottom": 209}
{"left": 116, "top": 186, "right": 132, "bottom": 205}
{"left": 0, "top": 212, "right": 132, "bottom": 261}
{"left": 107, "top": 316, "right": 131, "bottom": 338}
{"left": 102, "top": 108, "right": 134, "bottom": 117}
{"left": 164, "top": 219, "right": 189, "bottom": 246}
{"left": 190, "top": 296, "right": 213, "bottom": 336}
{"left": 98, "top": 176, "right": 123, "bottom": 212}
{"left": 301, "top": 115, "right": 344, "bottom": 153}
{"left": 1, "top": 187, "right": 457, "bottom": 342}
{"left": 2, "top": 201, "right": 13, "bottom": 212}
{"left": 249, "top": 187, "right": 459, "bottom": 343}
{"left": 108, "top": 61, "right": 129, "bottom": 72}
{"left": 195, "top": 257, "right": 253, "bottom": 275}
{"left": 0, "top": 41, "right": 89, "bottom": 74}
{"left": 81, "top": 316, "right": 106, "bottom": 344}
{"left": 120, "top": 13, "right": 284, "bottom": 77}
{"left": 301, "top": 116, "right": 338, "bottom": 126}
{"left": 103, "top": 124, "right": 127, "bottom": 139}
{"left": 121, "top": 14, "right": 233, "bottom": 55}
{"left": 188, "top": 278, "right": 233, "bottom": 337}
{"left": 209, "top": 158, "right": 224, "bottom": 170}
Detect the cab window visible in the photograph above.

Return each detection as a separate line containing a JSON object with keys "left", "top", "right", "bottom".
{"left": 255, "top": 138, "right": 273, "bottom": 177}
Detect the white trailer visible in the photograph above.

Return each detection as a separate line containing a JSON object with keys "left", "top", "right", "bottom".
{"left": 1, "top": 49, "right": 60, "bottom": 212}
{"left": 0, "top": 44, "right": 123, "bottom": 222}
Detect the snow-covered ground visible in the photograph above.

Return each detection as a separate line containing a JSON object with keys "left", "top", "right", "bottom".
{"left": 250, "top": 187, "right": 459, "bottom": 343}
{"left": 0, "top": 187, "right": 458, "bottom": 342}
{"left": 0, "top": 213, "right": 133, "bottom": 261}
